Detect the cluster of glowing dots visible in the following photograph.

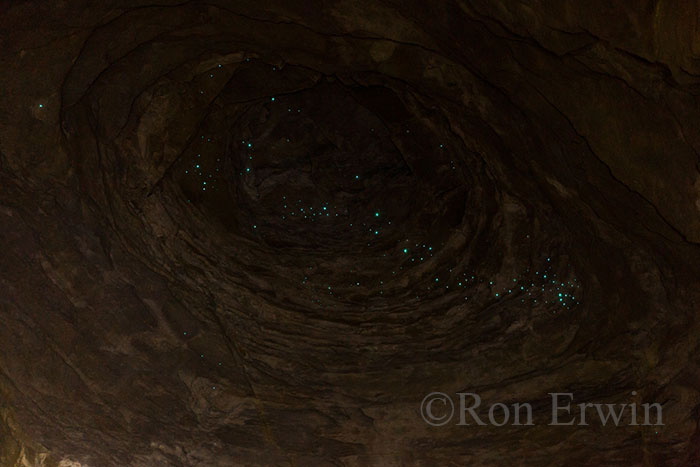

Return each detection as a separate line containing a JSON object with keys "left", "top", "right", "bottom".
{"left": 237, "top": 99, "right": 303, "bottom": 182}
{"left": 183, "top": 137, "right": 221, "bottom": 192}
{"left": 180, "top": 62, "right": 465, "bottom": 383}
{"left": 266, "top": 193, "right": 392, "bottom": 241}
{"left": 486, "top": 258, "right": 581, "bottom": 310}
{"left": 296, "top": 250, "right": 580, "bottom": 311}
{"left": 278, "top": 198, "right": 339, "bottom": 222}
{"left": 183, "top": 259, "right": 581, "bottom": 386}
{"left": 197, "top": 63, "right": 226, "bottom": 95}
{"left": 238, "top": 140, "right": 255, "bottom": 175}
{"left": 297, "top": 237, "right": 444, "bottom": 304}
{"left": 273, "top": 96, "right": 303, "bottom": 114}
{"left": 401, "top": 240, "right": 435, "bottom": 263}
{"left": 360, "top": 211, "right": 391, "bottom": 239}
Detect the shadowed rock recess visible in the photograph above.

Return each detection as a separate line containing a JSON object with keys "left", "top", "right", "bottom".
{"left": 1, "top": 1, "right": 700, "bottom": 465}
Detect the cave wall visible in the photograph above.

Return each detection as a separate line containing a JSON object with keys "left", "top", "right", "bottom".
{"left": 1, "top": 1, "right": 700, "bottom": 465}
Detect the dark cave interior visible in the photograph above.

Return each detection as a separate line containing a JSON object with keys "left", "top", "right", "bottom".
{"left": 1, "top": 1, "right": 700, "bottom": 466}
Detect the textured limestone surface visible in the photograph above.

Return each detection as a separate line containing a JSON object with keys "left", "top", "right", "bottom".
{"left": 1, "top": 1, "right": 700, "bottom": 465}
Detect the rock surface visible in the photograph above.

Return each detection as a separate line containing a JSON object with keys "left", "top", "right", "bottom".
{"left": 1, "top": 1, "right": 700, "bottom": 465}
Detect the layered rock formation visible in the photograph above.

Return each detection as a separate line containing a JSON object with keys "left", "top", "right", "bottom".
{"left": 1, "top": 1, "right": 700, "bottom": 465}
